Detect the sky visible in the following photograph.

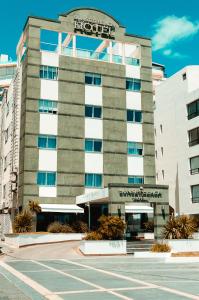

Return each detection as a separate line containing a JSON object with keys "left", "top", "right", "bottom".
{"left": 1, "top": 0, "right": 199, "bottom": 76}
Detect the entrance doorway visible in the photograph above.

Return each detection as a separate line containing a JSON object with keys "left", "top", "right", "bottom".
{"left": 126, "top": 213, "right": 154, "bottom": 240}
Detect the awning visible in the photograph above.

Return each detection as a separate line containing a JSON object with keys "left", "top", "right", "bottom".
{"left": 125, "top": 205, "right": 153, "bottom": 214}
{"left": 40, "top": 204, "right": 84, "bottom": 214}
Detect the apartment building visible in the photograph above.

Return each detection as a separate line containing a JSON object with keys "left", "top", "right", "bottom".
{"left": 155, "top": 66, "right": 199, "bottom": 216}
{"left": 0, "top": 54, "right": 16, "bottom": 101}
{"left": 0, "top": 8, "right": 169, "bottom": 238}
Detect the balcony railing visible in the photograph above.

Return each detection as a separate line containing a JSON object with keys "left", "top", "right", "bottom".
{"left": 40, "top": 42, "right": 140, "bottom": 66}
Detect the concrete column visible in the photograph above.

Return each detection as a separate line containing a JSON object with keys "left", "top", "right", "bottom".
{"left": 58, "top": 33, "right": 62, "bottom": 54}
{"left": 72, "top": 35, "right": 76, "bottom": 57}
{"left": 122, "top": 43, "right": 125, "bottom": 64}
{"left": 154, "top": 203, "right": 169, "bottom": 239}
{"left": 109, "top": 41, "right": 113, "bottom": 63}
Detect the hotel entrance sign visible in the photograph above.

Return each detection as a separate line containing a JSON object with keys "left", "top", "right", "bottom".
{"left": 74, "top": 17, "right": 115, "bottom": 39}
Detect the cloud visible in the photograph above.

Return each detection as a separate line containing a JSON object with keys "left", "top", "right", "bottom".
{"left": 152, "top": 15, "right": 199, "bottom": 51}
{"left": 163, "top": 48, "right": 189, "bottom": 59}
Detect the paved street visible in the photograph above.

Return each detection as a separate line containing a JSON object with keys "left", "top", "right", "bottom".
{"left": 1, "top": 242, "right": 199, "bottom": 300}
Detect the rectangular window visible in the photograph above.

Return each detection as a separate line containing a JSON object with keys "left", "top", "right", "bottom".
{"left": 190, "top": 156, "right": 199, "bottom": 174}
{"left": 128, "top": 176, "right": 144, "bottom": 184}
{"left": 187, "top": 100, "right": 199, "bottom": 120}
{"left": 40, "top": 65, "right": 58, "bottom": 80}
{"left": 127, "top": 110, "right": 142, "bottom": 123}
{"left": 85, "top": 139, "right": 102, "bottom": 152}
{"left": 126, "top": 78, "right": 141, "bottom": 91}
{"left": 85, "top": 73, "right": 101, "bottom": 86}
{"left": 4, "top": 128, "right": 8, "bottom": 144}
{"left": 127, "top": 142, "right": 143, "bottom": 155}
{"left": 38, "top": 135, "right": 57, "bottom": 149}
{"left": 85, "top": 173, "right": 102, "bottom": 188}
{"left": 188, "top": 127, "right": 199, "bottom": 146}
{"left": 37, "top": 171, "right": 56, "bottom": 186}
{"left": 191, "top": 185, "right": 199, "bottom": 203}
{"left": 85, "top": 105, "right": 102, "bottom": 118}
{"left": 39, "top": 99, "right": 58, "bottom": 114}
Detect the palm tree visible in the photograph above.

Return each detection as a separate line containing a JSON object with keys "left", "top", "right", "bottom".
{"left": 28, "top": 200, "right": 41, "bottom": 232}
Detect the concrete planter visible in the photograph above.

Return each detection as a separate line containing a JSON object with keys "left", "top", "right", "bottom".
{"left": 163, "top": 239, "right": 199, "bottom": 253}
{"left": 134, "top": 251, "right": 171, "bottom": 258}
{"left": 79, "top": 240, "right": 126, "bottom": 255}
{"left": 4, "top": 233, "right": 84, "bottom": 248}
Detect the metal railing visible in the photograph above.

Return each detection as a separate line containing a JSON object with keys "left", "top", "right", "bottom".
{"left": 40, "top": 42, "right": 140, "bottom": 66}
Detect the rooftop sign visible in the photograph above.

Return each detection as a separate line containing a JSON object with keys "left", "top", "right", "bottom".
{"left": 74, "top": 17, "right": 115, "bottom": 39}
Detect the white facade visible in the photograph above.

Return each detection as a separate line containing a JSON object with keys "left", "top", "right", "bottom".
{"left": 154, "top": 66, "right": 199, "bottom": 215}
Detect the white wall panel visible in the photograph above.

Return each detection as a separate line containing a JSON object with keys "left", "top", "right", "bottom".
{"left": 39, "top": 150, "right": 57, "bottom": 171}
{"left": 40, "top": 114, "right": 58, "bottom": 135}
{"left": 39, "top": 187, "right": 57, "bottom": 197}
{"left": 126, "top": 91, "right": 141, "bottom": 110}
{"left": 85, "top": 86, "right": 102, "bottom": 105}
{"left": 41, "top": 52, "right": 59, "bottom": 67}
{"left": 85, "top": 153, "right": 103, "bottom": 173}
{"left": 127, "top": 123, "right": 142, "bottom": 142}
{"left": 126, "top": 65, "right": 140, "bottom": 79}
{"left": 85, "top": 188, "right": 102, "bottom": 194}
{"left": 85, "top": 119, "right": 103, "bottom": 139}
{"left": 40, "top": 80, "right": 58, "bottom": 100}
{"left": 128, "top": 156, "right": 143, "bottom": 175}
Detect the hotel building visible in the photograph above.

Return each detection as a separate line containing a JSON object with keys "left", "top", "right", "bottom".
{"left": 155, "top": 66, "right": 199, "bottom": 216}
{"left": 0, "top": 8, "right": 169, "bottom": 238}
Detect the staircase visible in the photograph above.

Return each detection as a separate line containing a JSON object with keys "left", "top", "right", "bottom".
{"left": 126, "top": 240, "right": 155, "bottom": 255}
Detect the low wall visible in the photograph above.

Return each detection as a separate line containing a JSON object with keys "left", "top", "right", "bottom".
{"left": 134, "top": 252, "right": 171, "bottom": 258}
{"left": 4, "top": 233, "right": 84, "bottom": 248}
{"left": 80, "top": 240, "right": 126, "bottom": 255}
{"left": 164, "top": 239, "right": 199, "bottom": 253}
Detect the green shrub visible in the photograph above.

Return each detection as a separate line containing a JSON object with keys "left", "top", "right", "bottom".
{"left": 151, "top": 243, "right": 171, "bottom": 252}
{"left": 84, "top": 231, "right": 103, "bottom": 240}
{"left": 98, "top": 215, "right": 126, "bottom": 240}
{"left": 85, "top": 215, "right": 126, "bottom": 240}
{"left": 143, "top": 220, "right": 154, "bottom": 232}
{"left": 14, "top": 210, "right": 33, "bottom": 233}
{"left": 72, "top": 221, "right": 88, "bottom": 233}
{"left": 47, "top": 222, "right": 74, "bottom": 233}
{"left": 162, "top": 215, "right": 197, "bottom": 239}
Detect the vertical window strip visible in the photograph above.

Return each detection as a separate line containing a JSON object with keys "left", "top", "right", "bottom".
{"left": 40, "top": 65, "right": 58, "bottom": 80}
{"left": 37, "top": 171, "right": 56, "bottom": 186}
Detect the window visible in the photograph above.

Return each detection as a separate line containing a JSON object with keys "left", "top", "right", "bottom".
{"left": 182, "top": 73, "right": 187, "bottom": 80}
{"left": 155, "top": 150, "right": 157, "bottom": 158}
{"left": 187, "top": 100, "right": 199, "bottom": 120}
{"left": 162, "top": 170, "right": 165, "bottom": 179}
{"left": 39, "top": 100, "right": 58, "bottom": 114}
{"left": 85, "top": 139, "right": 102, "bottom": 152}
{"left": 127, "top": 110, "right": 142, "bottom": 123}
{"left": 85, "top": 173, "right": 102, "bottom": 188}
{"left": 38, "top": 135, "right": 57, "bottom": 149}
{"left": 126, "top": 78, "right": 141, "bottom": 91}
{"left": 128, "top": 176, "right": 144, "bottom": 184}
{"left": 160, "top": 124, "right": 163, "bottom": 133}
{"left": 4, "top": 128, "right": 8, "bottom": 144}
{"left": 190, "top": 156, "right": 199, "bottom": 174}
{"left": 37, "top": 172, "right": 56, "bottom": 186}
{"left": 188, "top": 127, "right": 199, "bottom": 146}
{"left": 40, "top": 65, "right": 58, "bottom": 80}
{"left": 161, "top": 147, "right": 163, "bottom": 156}
{"left": 85, "top": 73, "right": 101, "bottom": 86}
{"left": 85, "top": 105, "right": 102, "bottom": 118}
{"left": 191, "top": 185, "right": 199, "bottom": 203}
{"left": 127, "top": 142, "right": 143, "bottom": 155}
{"left": 3, "top": 184, "right": 6, "bottom": 199}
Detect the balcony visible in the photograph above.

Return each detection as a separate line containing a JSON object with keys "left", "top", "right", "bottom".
{"left": 39, "top": 30, "right": 140, "bottom": 67}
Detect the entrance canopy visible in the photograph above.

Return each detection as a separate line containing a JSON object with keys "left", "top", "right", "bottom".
{"left": 76, "top": 188, "right": 153, "bottom": 214}
{"left": 40, "top": 204, "right": 84, "bottom": 214}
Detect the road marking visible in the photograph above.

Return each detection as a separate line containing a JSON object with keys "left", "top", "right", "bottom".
{"left": 33, "top": 260, "right": 135, "bottom": 300}
{"left": 0, "top": 261, "right": 62, "bottom": 300}
{"left": 56, "top": 286, "right": 155, "bottom": 295}
{"left": 63, "top": 259, "right": 199, "bottom": 300}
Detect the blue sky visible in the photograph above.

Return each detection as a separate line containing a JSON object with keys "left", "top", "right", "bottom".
{"left": 1, "top": 0, "right": 199, "bottom": 76}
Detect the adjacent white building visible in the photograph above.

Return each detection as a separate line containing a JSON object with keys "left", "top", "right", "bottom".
{"left": 155, "top": 66, "right": 199, "bottom": 216}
